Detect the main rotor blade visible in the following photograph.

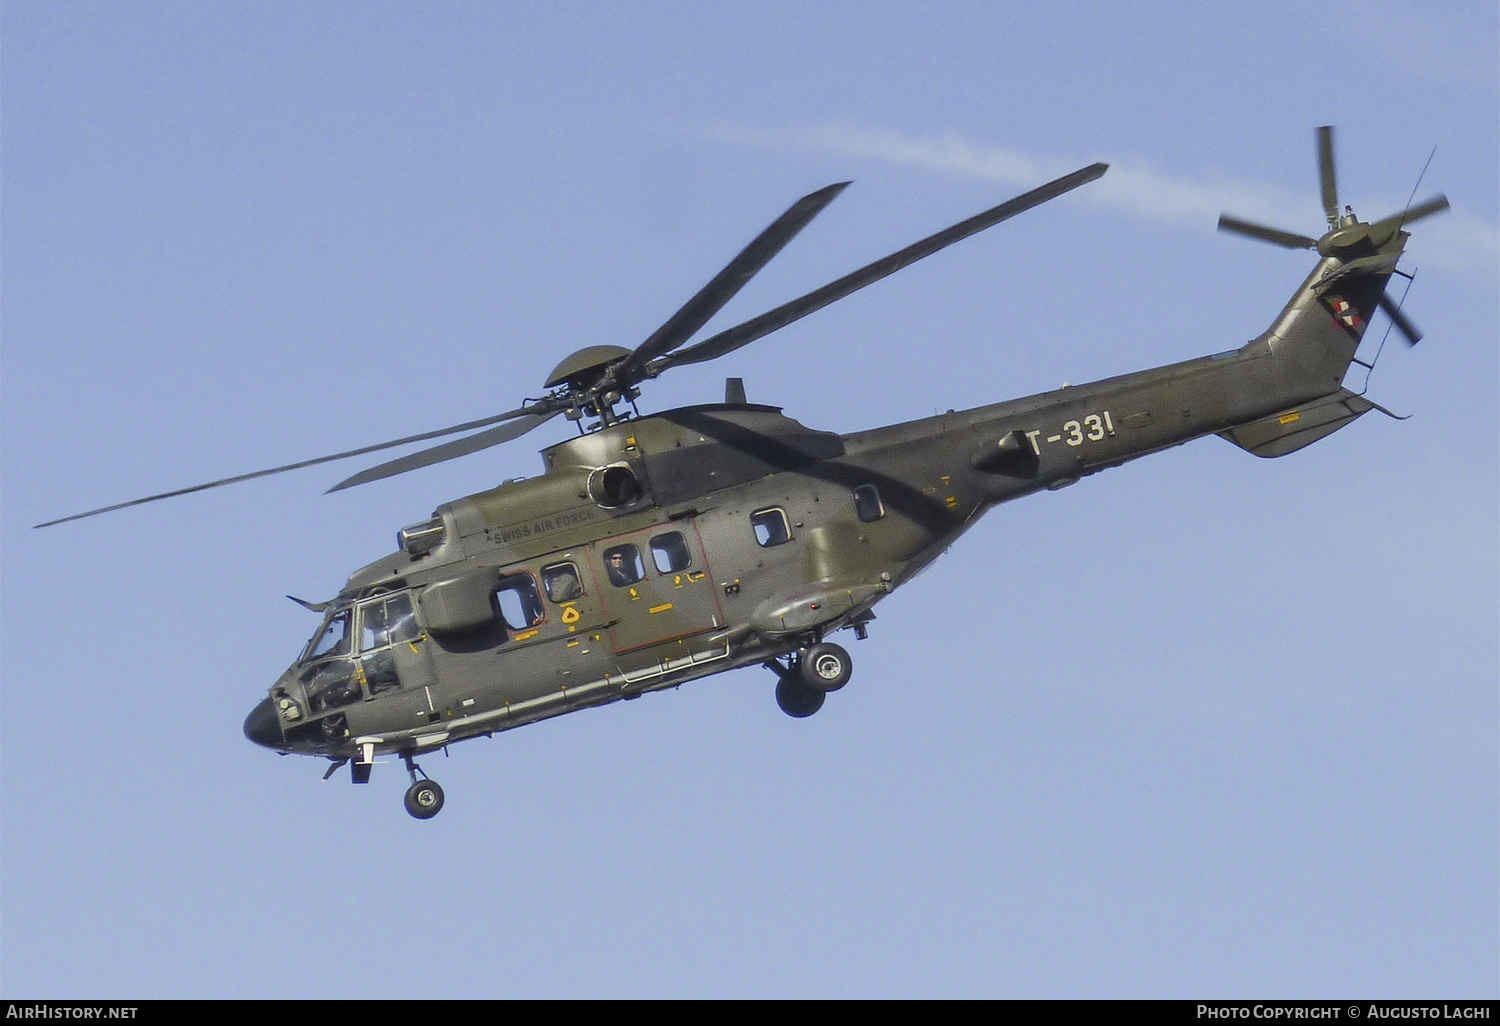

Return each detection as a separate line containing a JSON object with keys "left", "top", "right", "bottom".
{"left": 611, "top": 182, "right": 851, "bottom": 386}
{"left": 328, "top": 408, "right": 563, "bottom": 492}
{"left": 34, "top": 404, "right": 547, "bottom": 528}
{"left": 1376, "top": 289, "right": 1423, "bottom": 345}
{"left": 1318, "top": 125, "right": 1339, "bottom": 223}
{"left": 1216, "top": 214, "right": 1319, "bottom": 250}
{"left": 654, "top": 162, "right": 1108, "bottom": 371}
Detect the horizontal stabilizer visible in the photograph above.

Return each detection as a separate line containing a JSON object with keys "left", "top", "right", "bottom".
{"left": 1220, "top": 389, "right": 1375, "bottom": 458}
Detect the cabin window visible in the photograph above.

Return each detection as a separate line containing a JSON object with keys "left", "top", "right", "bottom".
{"left": 359, "top": 593, "right": 419, "bottom": 651}
{"left": 589, "top": 464, "right": 643, "bottom": 508}
{"left": 750, "top": 507, "right": 792, "bottom": 547}
{"left": 542, "top": 562, "right": 584, "bottom": 602}
{"left": 650, "top": 531, "right": 692, "bottom": 573}
{"left": 494, "top": 574, "right": 545, "bottom": 631}
{"left": 852, "top": 484, "right": 885, "bottom": 522}
{"left": 603, "top": 543, "right": 646, "bottom": 587}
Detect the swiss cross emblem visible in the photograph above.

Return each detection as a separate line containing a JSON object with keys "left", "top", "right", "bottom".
{"left": 1330, "top": 296, "right": 1362, "bottom": 329}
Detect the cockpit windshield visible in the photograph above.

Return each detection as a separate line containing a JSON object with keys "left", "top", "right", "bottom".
{"left": 303, "top": 609, "right": 352, "bottom": 663}
{"left": 295, "top": 595, "right": 419, "bottom": 715}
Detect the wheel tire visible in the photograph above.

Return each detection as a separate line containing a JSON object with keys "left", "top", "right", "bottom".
{"left": 404, "top": 779, "right": 445, "bottom": 820}
{"left": 776, "top": 674, "right": 825, "bottom": 718}
{"left": 798, "top": 642, "right": 851, "bottom": 692}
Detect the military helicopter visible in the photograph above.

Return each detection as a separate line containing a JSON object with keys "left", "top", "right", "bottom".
{"left": 40, "top": 127, "right": 1446, "bottom": 819}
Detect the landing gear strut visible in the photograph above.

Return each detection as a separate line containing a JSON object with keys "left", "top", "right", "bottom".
{"left": 401, "top": 754, "right": 444, "bottom": 820}
{"left": 767, "top": 640, "right": 853, "bottom": 718}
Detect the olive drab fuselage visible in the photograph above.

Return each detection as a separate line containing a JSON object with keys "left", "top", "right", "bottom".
{"left": 34, "top": 132, "right": 1439, "bottom": 818}
{"left": 251, "top": 226, "right": 1405, "bottom": 769}
{"left": 164, "top": 127, "right": 1442, "bottom": 817}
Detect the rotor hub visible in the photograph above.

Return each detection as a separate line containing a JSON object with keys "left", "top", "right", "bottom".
{"left": 543, "top": 345, "right": 632, "bottom": 391}
{"left": 1317, "top": 223, "right": 1372, "bottom": 258}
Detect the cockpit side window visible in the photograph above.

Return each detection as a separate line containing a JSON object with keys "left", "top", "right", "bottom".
{"left": 359, "top": 593, "right": 419, "bottom": 651}
{"left": 495, "top": 574, "right": 545, "bottom": 632}
{"left": 306, "top": 610, "right": 352, "bottom": 661}
{"left": 750, "top": 508, "right": 792, "bottom": 547}
{"left": 301, "top": 658, "right": 360, "bottom": 712}
{"left": 852, "top": 484, "right": 886, "bottom": 522}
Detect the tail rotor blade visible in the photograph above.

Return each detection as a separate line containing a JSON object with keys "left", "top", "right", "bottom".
{"left": 1367, "top": 194, "right": 1450, "bottom": 243}
{"left": 1217, "top": 214, "right": 1318, "bottom": 250}
{"left": 1398, "top": 193, "right": 1451, "bottom": 225}
{"left": 1376, "top": 290, "right": 1423, "bottom": 345}
{"left": 1317, "top": 125, "right": 1339, "bottom": 223}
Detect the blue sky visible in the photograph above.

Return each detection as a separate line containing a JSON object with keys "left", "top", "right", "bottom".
{"left": 3, "top": 1, "right": 1496, "bottom": 998}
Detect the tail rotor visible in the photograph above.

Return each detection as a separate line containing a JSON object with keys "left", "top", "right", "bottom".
{"left": 1216, "top": 126, "right": 1447, "bottom": 346}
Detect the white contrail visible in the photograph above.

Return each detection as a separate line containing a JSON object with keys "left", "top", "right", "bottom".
{"left": 702, "top": 122, "right": 1497, "bottom": 279}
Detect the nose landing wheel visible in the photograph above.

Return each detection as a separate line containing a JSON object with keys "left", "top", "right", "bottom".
{"left": 404, "top": 779, "right": 444, "bottom": 819}
{"left": 402, "top": 755, "right": 444, "bottom": 820}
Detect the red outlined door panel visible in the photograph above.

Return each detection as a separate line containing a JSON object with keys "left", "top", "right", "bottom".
{"left": 591, "top": 520, "right": 724, "bottom": 654}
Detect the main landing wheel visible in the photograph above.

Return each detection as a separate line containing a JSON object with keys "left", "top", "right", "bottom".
{"left": 776, "top": 674, "right": 825, "bottom": 718}
{"left": 404, "top": 778, "right": 445, "bottom": 820}
{"left": 799, "top": 642, "right": 852, "bottom": 692}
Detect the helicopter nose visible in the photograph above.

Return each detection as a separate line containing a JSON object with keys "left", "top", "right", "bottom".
{"left": 243, "top": 697, "right": 282, "bottom": 749}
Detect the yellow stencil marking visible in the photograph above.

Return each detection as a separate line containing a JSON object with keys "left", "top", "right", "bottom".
{"left": 649, "top": 602, "right": 674, "bottom": 614}
{"left": 561, "top": 607, "right": 581, "bottom": 624}
{"left": 946, "top": 496, "right": 958, "bottom": 509}
{"left": 514, "top": 628, "right": 539, "bottom": 642}
{"left": 1279, "top": 411, "right": 1301, "bottom": 425}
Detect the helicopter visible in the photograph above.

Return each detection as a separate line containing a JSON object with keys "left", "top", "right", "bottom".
{"left": 39, "top": 126, "right": 1447, "bottom": 819}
